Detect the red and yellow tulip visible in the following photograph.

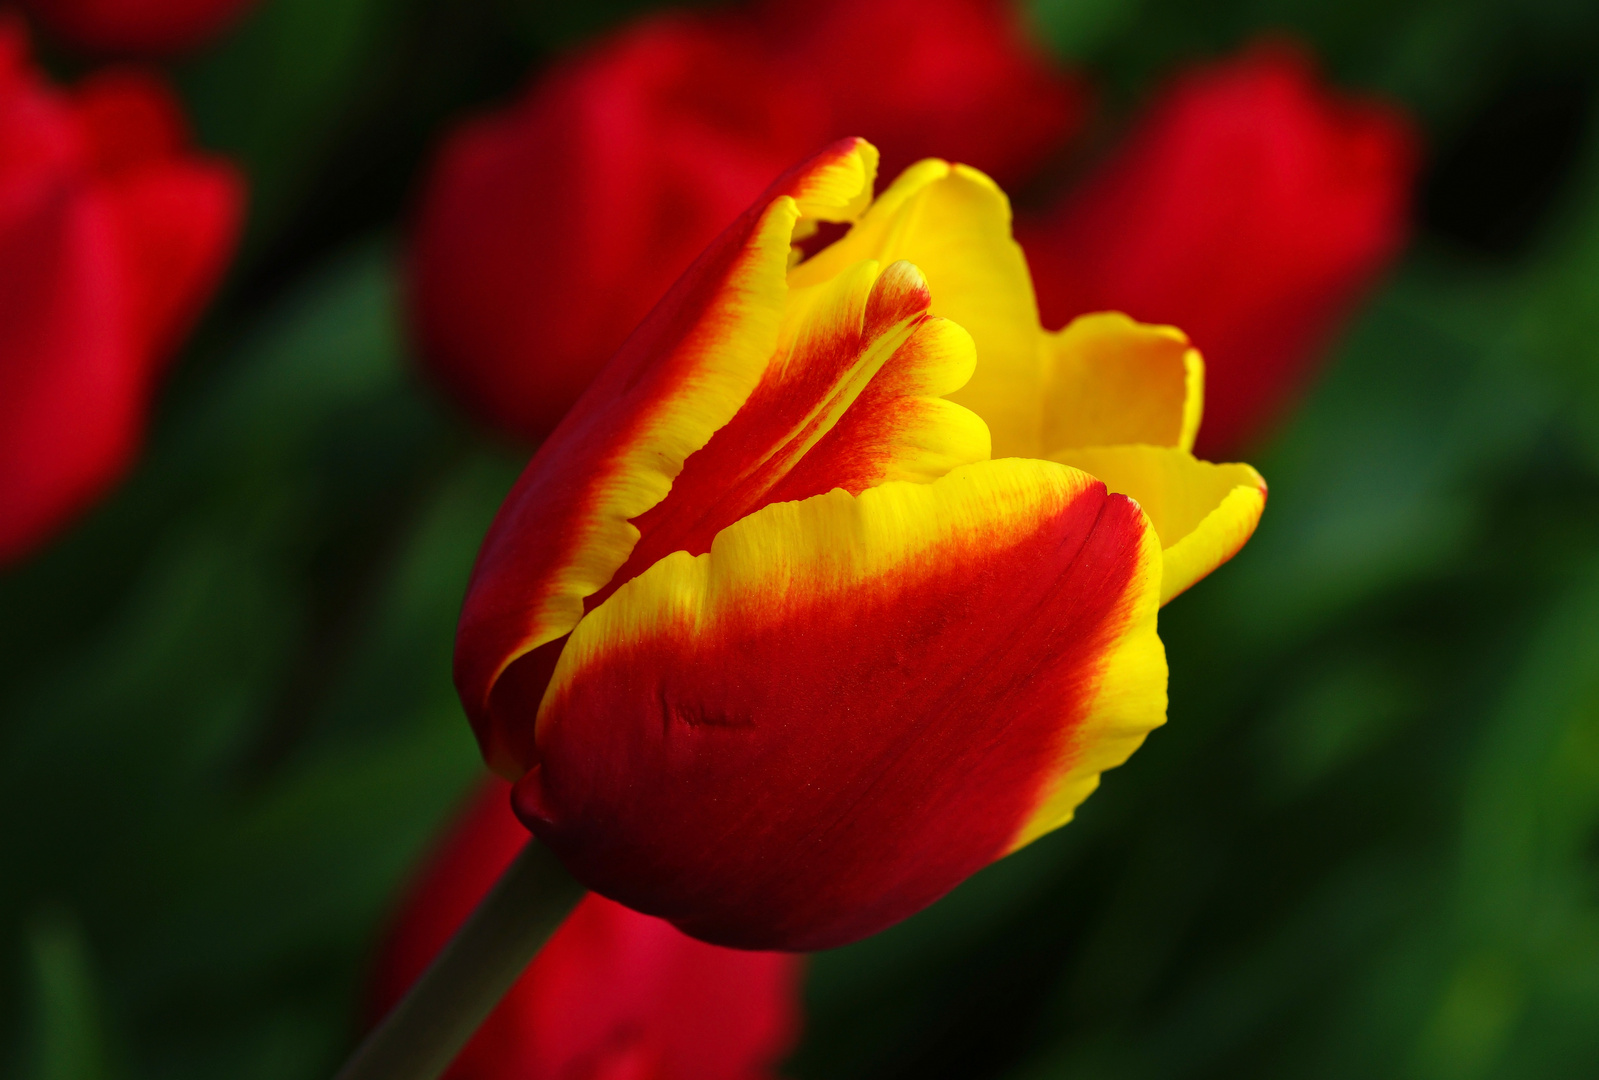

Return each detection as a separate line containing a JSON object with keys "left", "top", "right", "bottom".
{"left": 454, "top": 138, "right": 1265, "bottom": 951}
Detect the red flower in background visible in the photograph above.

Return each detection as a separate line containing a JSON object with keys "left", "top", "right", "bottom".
{"left": 755, "top": 0, "right": 1082, "bottom": 187}
{"left": 23, "top": 0, "right": 256, "bottom": 54}
{"left": 0, "top": 19, "right": 243, "bottom": 564}
{"left": 407, "top": 0, "right": 1085, "bottom": 444}
{"left": 1019, "top": 44, "right": 1418, "bottom": 457}
{"left": 373, "top": 779, "right": 803, "bottom": 1080}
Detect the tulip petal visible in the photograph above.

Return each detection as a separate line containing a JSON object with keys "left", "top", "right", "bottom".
{"left": 456, "top": 138, "right": 878, "bottom": 774}
{"left": 1040, "top": 312, "right": 1203, "bottom": 455}
{"left": 791, "top": 159, "right": 1045, "bottom": 459}
{"left": 1049, "top": 444, "right": 1266, "bottom": 604}
{"left": 100, "top": 160, "right": 244, "bottom": 365}
{"left": 598, "top": 256, "right": 990, "bottom": 610}
{"left": 516, "top": 458, "right": 1165, "bottom": 950}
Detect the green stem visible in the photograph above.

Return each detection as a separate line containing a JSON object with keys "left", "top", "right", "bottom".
{"left": 334, "top": 840, "right": 583, "bottom": 1080}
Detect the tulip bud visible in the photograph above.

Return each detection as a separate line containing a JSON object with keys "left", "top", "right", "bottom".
{"left": 0, "top": 18, "right": 243, "bottom": 565}
{"left": 1019, "top": 42, "right": 1418, "bottom": 457}
{"left": 373, "top": 779, "right": 803, "bottom": 1080}
{"left": 454, "top": 139, "right": 1264, "bottom": 950}
{"left": 407, "top": 0, "right": 1085, "bottom": 445}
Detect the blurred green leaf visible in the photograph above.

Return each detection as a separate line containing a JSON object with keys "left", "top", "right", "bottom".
{"left": 180, "top": 0, "right": 402, "bottom": 246}
{"left": 24, "top": 912, "right": 112, "bottom": 1080}
{"left": 1026, "top": 0, "right": 1143, "bottom": 61}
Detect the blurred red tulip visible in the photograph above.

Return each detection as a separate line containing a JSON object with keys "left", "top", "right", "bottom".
{"left": 408, "top": 0, "right": 1084, "bottom": 444}
{"left": 0, "top": 19, "right": 243, "bottom": 564}
{"left": 372, "top": 779, "right": 804, "bottom": 1080}
{"left": 23, "top": 0, "right": 256, "bottom": 54}
{"left": 759, "top": 0, "right": 1082, "bottom": 187}
{"left": 1019, "top": 43, "right": 1418, "bottom": 458}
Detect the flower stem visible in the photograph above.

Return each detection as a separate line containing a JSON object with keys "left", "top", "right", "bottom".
{"left": 334, "top": 839, "right": 583, "bottom": 1080}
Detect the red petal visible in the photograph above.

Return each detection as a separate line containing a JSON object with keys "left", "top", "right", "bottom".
{"left": 517, "top": 461, "right": 1163, "bottom": 950}
{"left": 765, "top": 0, "right": 1089, "bottom": 186}
{"left": 98, "top": 158, "right": 243, "bottom": 362}
{"left": 72, "top": 67, "right": 189, "bottom": 170}
{"left": 0, "top": 182, "right": 138, "bottom": 564}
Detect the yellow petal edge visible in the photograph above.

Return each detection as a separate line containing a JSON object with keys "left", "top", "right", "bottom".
{"left": 1050, "top": 444, "right": 1266, "bottom": 604}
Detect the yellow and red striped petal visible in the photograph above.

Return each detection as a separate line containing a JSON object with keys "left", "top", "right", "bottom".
{"left": 598, "top": 257, "right": 989, "bottom": 612}
{"left": 456, "top": 138, "right": 878, "bottom": 774}
{"left": 1050, "top": 444, "right": 1266, "bottom": 604}
{"left": 513, "top": 458, "right": 1165, "bottom": 951}
{"left": 791, "top": 159, "right": 1046, "bottom": 459}
{"left": 1040, "top": 312, "right": 1203, "bottom": 456}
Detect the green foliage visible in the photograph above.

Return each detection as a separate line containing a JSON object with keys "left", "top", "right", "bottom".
{"left": 0, "top": 244, "right": 514, "bottom": 1078}
{"left": 179, "top": 0, "right": 401, "bottom": 243}
{"left": 5, "top": 0, "right": 1599, "bottom": 1076}
{"left": 24, "top": 912, "right": 113, "bottom": 1080}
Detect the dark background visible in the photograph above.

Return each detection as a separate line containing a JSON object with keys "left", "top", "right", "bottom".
{"left": 6, "top": 0, "right": 1599, "bottom": 1076}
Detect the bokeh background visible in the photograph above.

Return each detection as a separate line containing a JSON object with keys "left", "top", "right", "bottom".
{"left": 4, "top": 0, "right": 1599, "bottom": 1077}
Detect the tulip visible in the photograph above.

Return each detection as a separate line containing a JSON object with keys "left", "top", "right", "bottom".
{"left": 1019, "top": 43, "right": 1418, "bottom": 458}
{"left": 22, "top": 0, "right": 256, "bottom": 54}
{"left": 453, "top": 138, "right": 1265, "bottom": 951}
{"left": 373, "top": 779, "right": 803, "bottom": 1080}
{"left": 757, "top": 0, "right": 1086, "bottom": 187}
{"left": 0, "top": 19, "right": 244, "bottom": 565}
{"left": 407, "top": 0, "right": 1084, "bottom": 444}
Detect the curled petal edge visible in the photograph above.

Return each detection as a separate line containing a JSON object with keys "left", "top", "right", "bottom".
{"left": 1048, "top": 444, "right": 1266, "bottom": 604}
